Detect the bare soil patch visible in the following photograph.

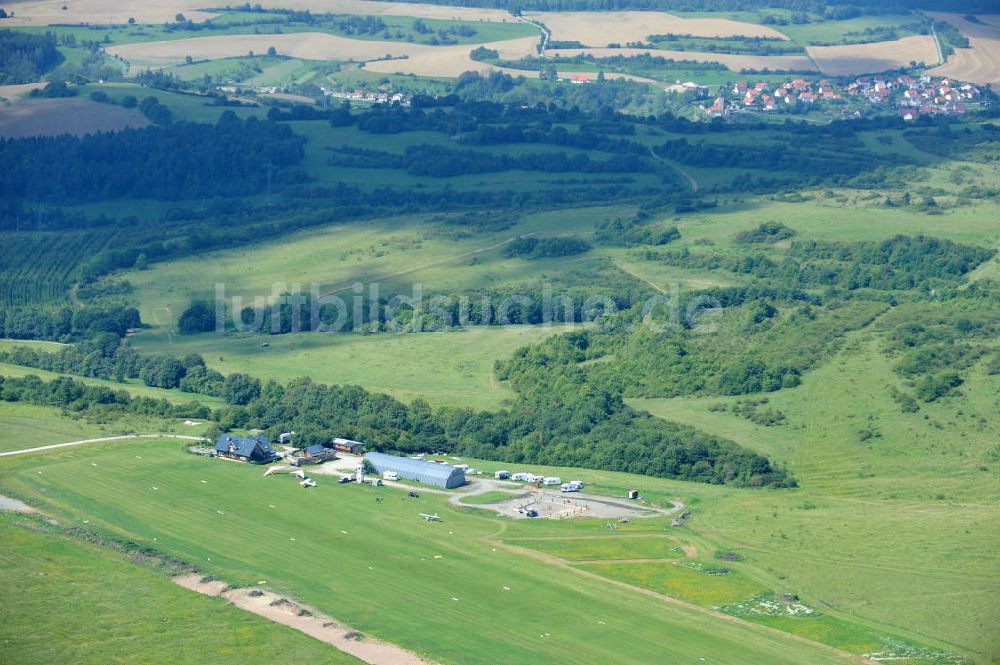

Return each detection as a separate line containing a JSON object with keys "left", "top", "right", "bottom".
{"left": 0, "top": 97, "right": 150, "bottom": 138}
{"left": 0, "top": 494, "right": 36, "bottom": 513}
{"left": 0, "top": 82, "right": 46, "bottom": 103}
{"left": 174, "top": 574, "right": 436, "bottom": 665}
{"left": 523, "top": 11, "right": 789, "bottom": 46}
{"left": 925, "top": 13, "right": 1000, "bottom": 88}
{"left": 807, "top": 34, "right": 940, "bottom": 76}
{"left": 545, "top": 47, "right": 818, "bottom": 74}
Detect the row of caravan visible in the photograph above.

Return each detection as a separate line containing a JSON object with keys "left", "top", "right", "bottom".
{"left": 495, "top": 470, "right": 585, "bottom": 492}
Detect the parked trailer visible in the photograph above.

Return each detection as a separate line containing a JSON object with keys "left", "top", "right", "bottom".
{"left": 542, "top": 477, "right": 561, "bottom": 486}
{"left": 383, "top": 471, "right": 399, "bottom": 481}
{"left": 511, "top": 472, "right": 531, "bottom": 482}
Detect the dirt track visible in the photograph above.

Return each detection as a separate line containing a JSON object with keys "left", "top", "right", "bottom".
{"left": 175, "top": 574, "right": 436, "bottom": 665}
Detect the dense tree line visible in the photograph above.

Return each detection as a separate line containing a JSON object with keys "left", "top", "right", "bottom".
{"left": 502, "top": 236, "right": 592, "bottom": 258}
{"left": 326, "top": 143, "right": 657, "bottom": 178}
{"left": 0, "top": 373, "right": 210, "bottom": 419}
{"left": 654, "top": 235, "right": 993, "bottom": 292}
{"left": 0, "top": 338, "right": 793, "bottom": 486}
{"left": 0, "top": 112, "right": 305, "bottom": 202}
{"left": 0, "top": 31, "right": 63, "bottom": 84}
{"left": 0, "top": 305, "right": 139, "bottom": 342}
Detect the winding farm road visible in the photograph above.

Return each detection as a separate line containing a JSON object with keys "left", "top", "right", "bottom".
{"left": 0, "top": 434, "right": 206, "bottom": 458}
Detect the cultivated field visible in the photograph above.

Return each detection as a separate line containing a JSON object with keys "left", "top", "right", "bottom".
{"left": 362, "top": 35, "right": 538, "bottom": 78}
{"left": 108, "top": 32, "right": 436, "bottom": 70}
{"left": 0, "top": 97, "right": 150, "bottom": 138}
{"left": 926, "top": 13, "right": 1000, "bottom": 88}
{"left": 807, "top": 34, "right": 940, "bottom": 76}
{"left": 544, "top": 47, "right": 818, "bottom": 74}
{"left": 108, "top": 32, "right": 547, "bottom": 79}
{"left": 3, "top": 0, "right": 515, "bottom": 26}
{"left": 522, "top": 11, "right": 789, "bottom": 45}
{"left": 0, "top": 82, "right": 45, "bottom": 103}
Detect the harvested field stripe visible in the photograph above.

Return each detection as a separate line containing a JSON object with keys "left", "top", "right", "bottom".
{"left": 175, "top": 575, "right": 436, "bottom": 665}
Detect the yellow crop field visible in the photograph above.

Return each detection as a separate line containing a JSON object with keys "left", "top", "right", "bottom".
{"left": 807, "top": 34, "right": 940, "bottom": 77}
{"left": 926, "top": 12, "right": 1000, "bottom": 88}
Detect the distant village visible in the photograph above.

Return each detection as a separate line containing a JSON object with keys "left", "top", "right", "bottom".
{"left": 320, "top": 86, "right": 413, "bottom": 106}
{"left": 701, "top": 74, "right": 986, "bottom": 120}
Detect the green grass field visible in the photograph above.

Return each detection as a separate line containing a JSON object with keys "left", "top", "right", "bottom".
{"left": 776, "top": 13, "right": 927, "bottom": 45}
{"left": 129, "top": 325, "right": 574, "bottom": 409}
{"left": 630, "top": 333, "right": 1000, "bottom": 662}
{"left": 0, "top": 514, "right": 363, "bottom": 665}
{"left": 581, "top": 560, "right": 768, "bottom": 607}
{"left": 457, "top": 489, "right": 523, "bottom": 504}
{"left": 505, "top": 536, "right": 685, "bottom": 561}
{"left": 0, "top": 441, "right": 855, "bottom": 665}
{"left": 0, "top": 402, "right": 126, "bottom": 453}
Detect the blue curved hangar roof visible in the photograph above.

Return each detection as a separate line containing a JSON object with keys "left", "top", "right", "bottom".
{"left": 364, "top": 452, "right": 466, "bottom": 489}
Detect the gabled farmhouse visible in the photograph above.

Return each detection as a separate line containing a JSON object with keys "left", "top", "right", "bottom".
{"left": 214, "top": 434, "right": 279, "bottom": 464}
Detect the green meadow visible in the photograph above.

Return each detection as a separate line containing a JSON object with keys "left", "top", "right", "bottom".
{"left": 129, "top": 325, "right": 574, "bottom": 409}
{"left": 0, "top": 440, "right": 853, "bottom": 665}
{"left": 0, "top": 514, "right": 362, "bottom": 665}
{"left": 505, "top": 536, "right": 686, "bottom": 561}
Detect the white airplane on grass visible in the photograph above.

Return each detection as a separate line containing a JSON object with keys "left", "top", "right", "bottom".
{"left": 263, "top": 465, "right": 290, "bottom": 476}
{"left": 300, "top": 478, "right": 316, "bottom": 488}
{"left": 420, "top": 513, "right": 442, "bottom": 522}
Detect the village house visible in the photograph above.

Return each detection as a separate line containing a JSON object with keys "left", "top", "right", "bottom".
{"left": 214, "top": 434, "right": 279, "bottom": 464}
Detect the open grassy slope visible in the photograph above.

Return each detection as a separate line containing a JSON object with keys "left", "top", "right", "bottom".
{"left": 631, "top": 333, "right": 1000, "bottom": 662}
{"left": 0, "top": 514, "right": 363, "bottom": 665}
{"left": 0, "top": 440, "right": 855, "bottom": 665}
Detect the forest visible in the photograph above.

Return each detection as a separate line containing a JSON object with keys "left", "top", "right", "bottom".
{"left": 0, "top": 111, "right": 306, "bottom": 202}
{"left": 0, "top": 31, "right": 62, "bottom": 84}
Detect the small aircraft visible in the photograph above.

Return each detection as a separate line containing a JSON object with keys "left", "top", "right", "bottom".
{"left": 263, "top": 465, "right": 290, "bottom": 477}
{"left": 292, "top": 468, "right": 306, "bottom": 479}
{"left": 300, "top": 478, "right": 317, "bottom": 488}
{"left": 419, "top": 513, "right": 442, "bottom": 522}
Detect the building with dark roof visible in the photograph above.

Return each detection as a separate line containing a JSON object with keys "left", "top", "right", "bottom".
{"left": 214, "top": 434, "right": 279, "bottom": 464}
{"left": 332, "top": 438, "right": 364, "bottom": 454}
{"left": 364, "top": 452, "right": 466, "bottom": 489}
{"left": 293, "top": 443, "right": 336, "bottom": 465}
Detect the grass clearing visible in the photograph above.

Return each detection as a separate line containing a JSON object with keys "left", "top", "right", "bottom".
{"left": 129, "top": 325, "right": 573, "bottom": 409}
{"left": 0, "top": 403, "right": 126, "bottom": 453}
